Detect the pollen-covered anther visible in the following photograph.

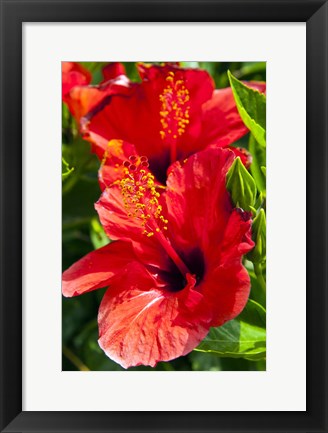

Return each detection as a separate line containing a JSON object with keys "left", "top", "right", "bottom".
{"left": 159, "top": 71, "right": 191, "bottom": 142}
{"left": 119, "top": 156, "right": 168, "bottom": 235}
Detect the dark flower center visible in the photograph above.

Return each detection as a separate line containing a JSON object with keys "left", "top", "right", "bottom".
{"left": 157, "top": 247, "right": 206, "bottom": 293}
{"left": 148, "top": 154, "right": 171, "bottom": 186}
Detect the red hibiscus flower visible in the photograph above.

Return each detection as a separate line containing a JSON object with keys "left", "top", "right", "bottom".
{"left": 62, "top": 146, "right": 254, "bottom": 368}
{"left": 62, "top": 62, "right": 92, "bottom": 103}
{"left": 63, "top": 62, "right": 265, "bottom": 182}
{"left": 62, "top": 62, "right": 129, "bottom": 122}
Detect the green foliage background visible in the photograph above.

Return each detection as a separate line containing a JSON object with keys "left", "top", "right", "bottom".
{"left": 62, "top": 61, "right": 266, "bottom": 371}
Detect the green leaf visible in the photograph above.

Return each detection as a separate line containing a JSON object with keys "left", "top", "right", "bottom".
{"left": 195, "top": 300, "right": 266, "bottom": 361}
{"left": 249, "top": 134, "right": 266, "bottom": 194}
{"left": 62, "top": 157, "right": 74, "bottom": 180}
{"left": 90, "top": 217, "right": 110, "bottom": 249}
{"left": 228, "top": 70, "right": 266, "bottom": 147}
{"left": 254, "top": 192, "right": 263, "bottom": 210}
{"left": 250, "top": 271, "right": 266, "bottom": 308}
{"left": 248, "top": 209, "right": 266, "bottom": 264}
{"left": 226, "top": 156, "right": 257, "bottom": 211}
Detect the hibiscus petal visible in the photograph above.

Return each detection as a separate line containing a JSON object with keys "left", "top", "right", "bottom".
{"left": 202, "top": 208, "right": 254, "bottom": 326}
{"left": 62, "top": 241, "right": 137, "bottom": 297}
{"left": 62, "top": 62, "right": 91, "bottom": 101}
{"left": 66, "top": 75, "right": 132, "bottom": 124}
{"left": 102, "top": 62, "right": 126, "bottom": 81}
{"left": 79, "top": 82, "right": 164, "bottom": 159}
{"left": 200, "top": 81, "right": 266, "bottom": 148}
{"left": 95, "top": 185, "right": 171, "bottom": 271}
{"left": 219, "top": 208, "right": 254, "bottom": 263}
{"left": 227, "top": 146, "right": 252, "bottom": 168}
{"left": 203, "top": 263, "right": 251, "bottom": 327}
{"left": 95, "top": 186, "right": 143, "bottom": 241}
{"left": 98, "top": 263, "right": 210, "bottom": 368}
{"left": 165, "top": 146, "right": 235, "bottom": 254}
{"left": 137, "top": 63, "right": 213, "bottom": 111}
{"left": 98, "top": 139, "right": 137, "bottom": 190}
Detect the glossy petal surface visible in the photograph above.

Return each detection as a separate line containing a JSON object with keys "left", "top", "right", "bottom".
{"left": 98, "top": 264, "right": 210, "bottom": 368}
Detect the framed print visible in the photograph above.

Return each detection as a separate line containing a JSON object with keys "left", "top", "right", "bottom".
{"left": 0, "top": 0, "right": 327, "bottom": 432}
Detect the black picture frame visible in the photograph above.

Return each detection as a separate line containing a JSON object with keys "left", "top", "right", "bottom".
{"left": 1, "top": 0, "right": 327, "bottom": 432}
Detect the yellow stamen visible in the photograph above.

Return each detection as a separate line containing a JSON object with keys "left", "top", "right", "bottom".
{"left": 118, "top": 155, "right": 191, "bottom": 277}
{"left": 119, "top": 156, "right": 168, "bottom": 233}
{"left": 159, "top": 71, "right": 190, "bottom": 164}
